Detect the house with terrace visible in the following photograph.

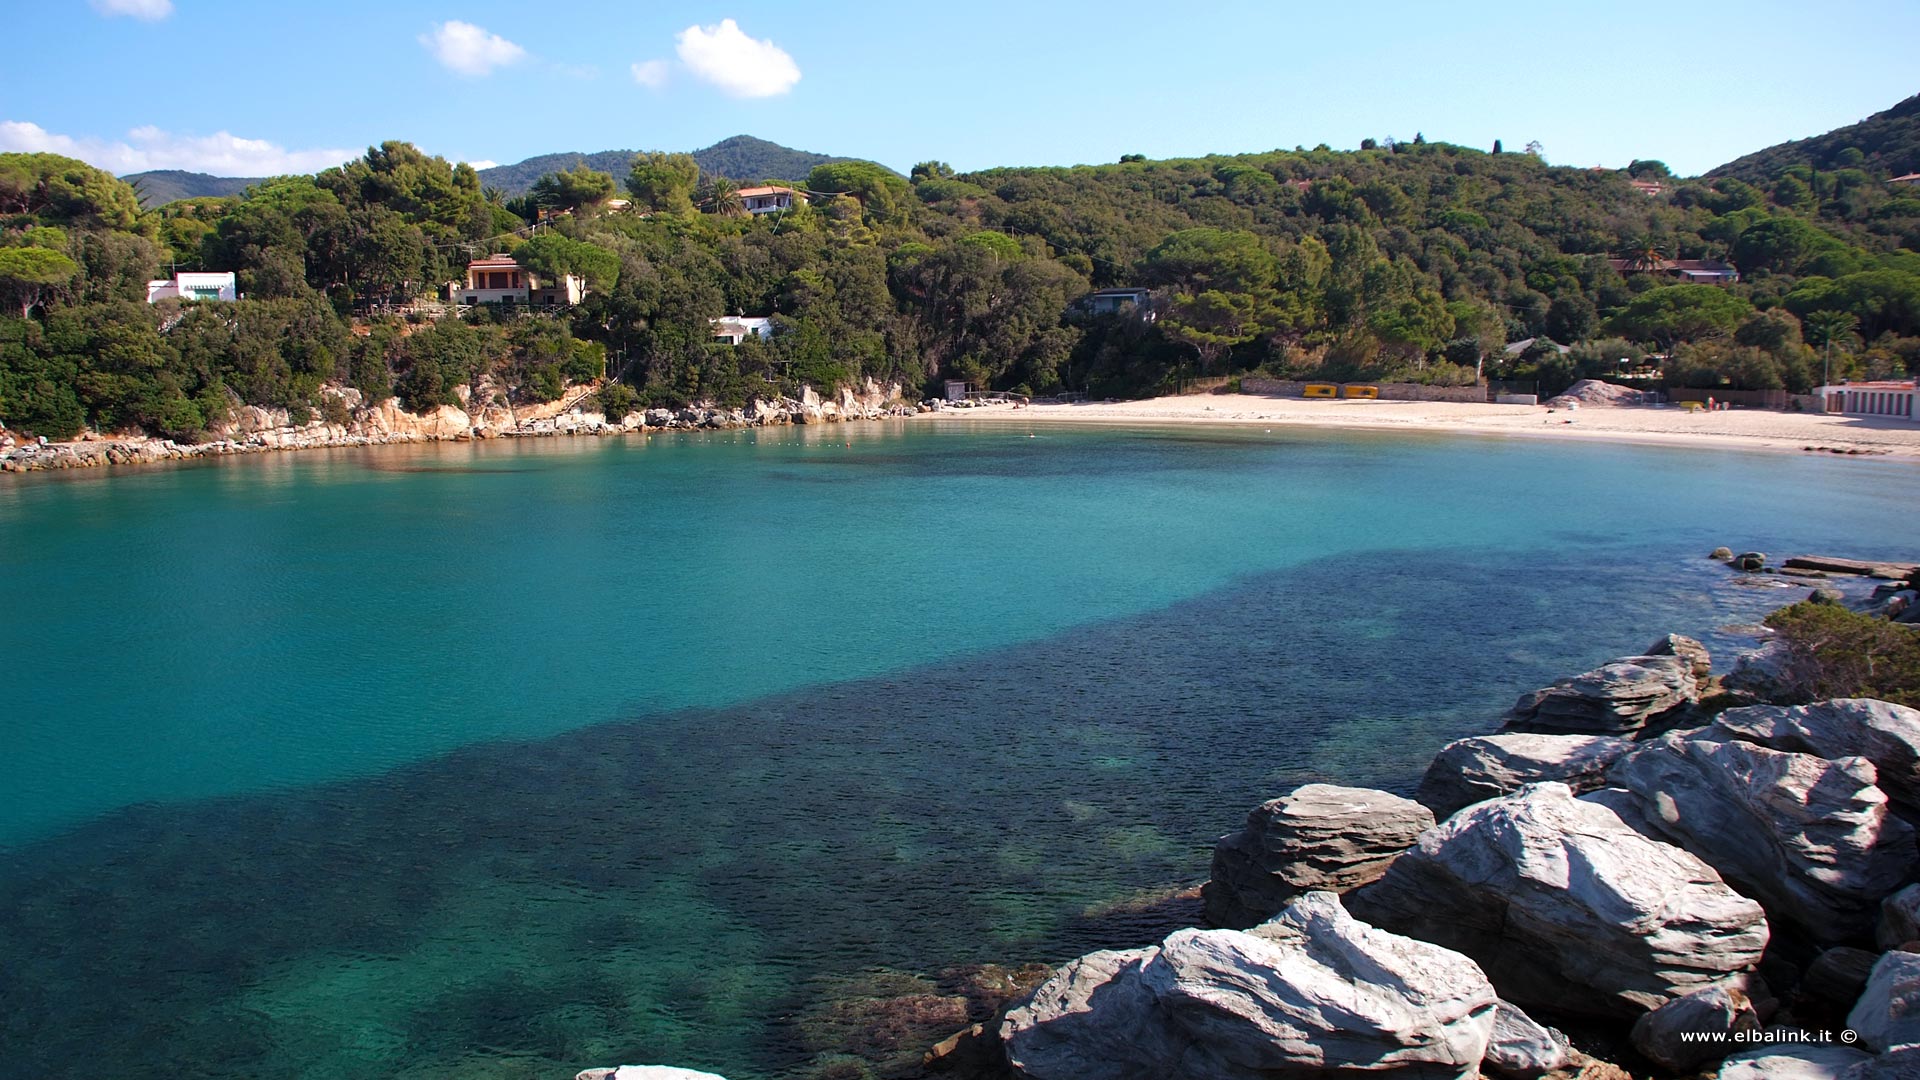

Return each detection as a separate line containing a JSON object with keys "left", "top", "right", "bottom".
{"left": 450, "top": 255, "right": 586, "bottom": 308}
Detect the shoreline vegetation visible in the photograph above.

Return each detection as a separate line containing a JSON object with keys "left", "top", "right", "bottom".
{"left": 8, "top": 385, "right": 1920, "bottom": 473}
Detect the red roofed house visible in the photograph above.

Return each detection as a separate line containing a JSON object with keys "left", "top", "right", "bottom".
{"left": 1629, "top": 178, "right": 1667, "bottom": 197}
{"left": 1606, "top": 258, "right": 1739, "bottom": 285}
{"left": 738, "top": 186, "right": 806, "bottom": 215}
{"left": 450, "top": 254, "right": 586, "bottom": 308}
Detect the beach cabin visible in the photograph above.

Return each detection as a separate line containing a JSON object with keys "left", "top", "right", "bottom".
{"left": 944, "top": 380, "right": 972, "bottom": 402}
{"left": 1821, "top": 381, "right": 1919, "bottom": 422}
{"left": 452, "top": 255, "right": 585, "bottom": 308}
{"left": 146, "top": 271, "right": 237, "bottom": 303}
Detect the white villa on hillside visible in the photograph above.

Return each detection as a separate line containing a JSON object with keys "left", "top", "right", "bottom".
{"left": 738, "top": 186, "right": 805, "bottom": 215}
{"left": 146, "top": 271, "right": 237, "bottom": 303}
{"left": 450, "top": 255, "right": 586, "bottom": 308}
{"left": 711, "top": 316, "right": 775, "bottom": 345}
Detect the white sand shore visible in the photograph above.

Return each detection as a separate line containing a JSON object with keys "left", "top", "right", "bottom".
{"left": 920, "top": 393, "right": 1920, "bottom": 460}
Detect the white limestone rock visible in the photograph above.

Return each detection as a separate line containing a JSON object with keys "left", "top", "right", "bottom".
{"left": 1505, "top": 654, "right": 1698, "bottom": 733}
{"left": 1607, "top": 733, "right": 1916, "bottom": 943}
{"left": 1481, "top": 1000, "right": 1569, "bottom": 1079}
{"left": 1346, "top": 782, "right": 1769, "bottom": 1017}
{"left": 1714, "top": 699, "right": 1920, "bottom": 816}
{"left": 1716, "top": 1045, "right": 1874, "bottom": 1080}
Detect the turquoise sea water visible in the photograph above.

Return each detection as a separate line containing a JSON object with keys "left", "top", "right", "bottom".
{"left": 1, "top": 420, "right": 1916, "bottom": 1079}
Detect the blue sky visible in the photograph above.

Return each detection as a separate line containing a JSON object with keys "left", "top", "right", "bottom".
{"left": 6, "top": 0, "right": 1917, "bottom": 179}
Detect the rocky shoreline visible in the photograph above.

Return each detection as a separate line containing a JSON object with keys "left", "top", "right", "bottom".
{"left": 0, "top": 379, "right": 923, "bottom": 474}
{"left": 590, "top": 556, "right": 1920, "bottom": 1080}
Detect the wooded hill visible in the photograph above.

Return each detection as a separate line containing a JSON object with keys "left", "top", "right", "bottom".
{"left": 5, "top": 100, "right": 1917, "bottom": 444}
{"left": 1710, "top": 94, "right": 1920, "bottom": 186}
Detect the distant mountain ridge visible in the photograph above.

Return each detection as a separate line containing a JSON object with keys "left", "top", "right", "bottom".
{"left": 122, "top": 169, "right": 263, "bottom": 207}
{"left": 120, "top": 136, "right": 858, "bottom": 206}
{"left": 477, "top": 135, "right": 857, "bottom": 196}
{"left": 1708, "top": 93, "right": 1920, "bottom": 183}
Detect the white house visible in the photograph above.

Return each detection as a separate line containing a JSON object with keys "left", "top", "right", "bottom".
{"left": 737, "top": 186, "right": 805, "bottom": 215}
{"left": 451, "top": 255, "right": 586, "bottom": 308}
{"left": 146, "top": 271, "right": 237, "bottom": 304}
{"left": 710, "top": 316, "right": 774, "bottom": 345}
{"left": 1078, "top": 287, "right": 1155, "bottom": 320}
{"left": 1820, "top": 381, "right": 1918, "bottom": 422}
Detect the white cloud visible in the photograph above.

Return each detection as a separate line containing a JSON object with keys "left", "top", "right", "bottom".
{"left": 90, "top": 0, "right": 173, "bottom": 20}
{"left": 675, "top": 19, "right": 800, "bottom": 98}
{"left": 0, "top": 121, "right": 355, "bottom": 176}
{"left": 420, "top": 20, "right": 526, "bottom": 77}
{"left": 465, "top": 159, "right": 499, "bottom": 170}
{"left": 630, "top": 59, "right": 670, "bottom": 90}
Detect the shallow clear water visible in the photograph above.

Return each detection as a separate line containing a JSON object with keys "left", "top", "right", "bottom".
{"left": 0, "top": 421, "right": 1914, "bottom": 1079}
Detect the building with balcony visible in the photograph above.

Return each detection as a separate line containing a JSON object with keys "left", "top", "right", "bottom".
{"left": 451, "top": 255, "right": 585, "bottom": 308}
{"left": 146, "top": 271, "right": 237, "bottom": 303}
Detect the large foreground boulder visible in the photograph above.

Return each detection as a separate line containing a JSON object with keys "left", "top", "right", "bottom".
{"left": 1347, "top": 782, "right": 1768, "bottom": 1017}
{"left": 1505, "top": 654, "right": 1698, "bottom": 733}
{"left": 1714, "top": 699, "right": 1920, "bottom": 817}
{"left": 1846, "top": 950, "right": 1920, "bottom": 1054}
{"left": 1002, "top": 892, "right": 1497, "bottom": 1080}
{"left": 1203, "top": 784, "right": 1434, "bottom": 929}
{"left": 1607, "top": 733, "right": 1916, "bottom": 943}
{"left": 1416, "top": 733, "right": 1634, "bottom": 819}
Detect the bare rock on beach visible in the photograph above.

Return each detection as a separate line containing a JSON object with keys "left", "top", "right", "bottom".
{"left": 1607, "top": 732, "right": 1916, "bottom": 944}
{"left": 1002, "top": 892, "right": 1497, "bottom": 1080}
{"left": 1505, "top": 654, "right": 1699, "bottom": 733}
{"left": 1202, "top": 783, "right": 1433, "bottom": 928}
{"left": 1416, "top": 732, "right": 1634, "bottom": 819}
{"left": 1346, "top": 782, "right": 1769, "bottom": 1018}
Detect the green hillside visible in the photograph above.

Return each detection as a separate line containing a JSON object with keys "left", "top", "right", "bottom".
{"left": 1709, "top": 93, "right": 1920, "bottom": 184}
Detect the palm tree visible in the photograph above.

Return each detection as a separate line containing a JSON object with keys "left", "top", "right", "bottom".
{"left": 706, "top": 177, "right": 745, "bottom": 217}
{"left": 1804, "top": 310, "right": 1859, "bottom": 387}
{"left": 1622, "top": 234, "right": 1667, "bottom": 273}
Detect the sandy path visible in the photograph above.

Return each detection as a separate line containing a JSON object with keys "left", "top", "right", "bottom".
{"left": 917, "top": 394, "right": 1920, "bottom": 460}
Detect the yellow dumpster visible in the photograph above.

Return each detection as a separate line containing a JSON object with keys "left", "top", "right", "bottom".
{"left": 1304, "top": 383, "right": 1338, "bottom": 398}
{"left": 1343, "top": 385, "right": 1380, "bottom": 399}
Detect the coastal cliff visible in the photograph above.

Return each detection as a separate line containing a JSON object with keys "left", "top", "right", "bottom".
{"left": 0, "top": 379, "right": 916, "bottom": 473}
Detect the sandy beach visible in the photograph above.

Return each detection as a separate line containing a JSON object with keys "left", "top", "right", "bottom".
{"left": 922, "top": 393, "right": 1920, "bottom": 460}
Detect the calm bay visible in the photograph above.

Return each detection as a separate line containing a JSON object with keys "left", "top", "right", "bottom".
{"left": 1, "top": 421, "right": 1915, "bottom": 1079}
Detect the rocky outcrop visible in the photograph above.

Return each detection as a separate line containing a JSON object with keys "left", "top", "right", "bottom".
{"left": 1627, "top": 980, "right": 1764, "bottom": 1071}
{"left": 1346, "top": 782, "right": 1769, "bottom": 1017}
{"left": 1002, "top": 892, "right": 1498, "bottom": 1080}
{"left": 1415, "top": 733, "right": 1634, "bottom": 819}
{"left": 1481, "top": 1001, "right": 1568, "bottom": 1079}
{"left": 1202, "top": 784, "right": 1434, "bottom": 929}
{"left": 1846, "top": 950, "right": 1920, "bottom": 1054}
{"left": 1647, "top": 633, "right": 1714, "bottom": 681}
{"left": 1713, "top": 699, "right": 1920, "bottom": 817}
{"left": 1606, "top": 733, "right": 1916, "bottom": 943}
{"left": 1725, "top": 640, "right": 1800, "bottom": 703}
{"left": 1545, "top": 380, "right": 1654, "bottom": 407}
{"left": 0, "top": 379, "right": 918, "bottom": 473}
{"left": 1504, "top": 654, "right": 1698, "bottom": 733}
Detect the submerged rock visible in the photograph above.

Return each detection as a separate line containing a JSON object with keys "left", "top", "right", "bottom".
{"left": 1202, "top": 784, "right": 1433, "bottom": 928}
{"left": 574, "top": 1068, "right": 730, "bottom": 1080}
{"left": 1416, "top": 732, "right": 1633, "bottom": 819}
{"left": 1607, "top": 733, "right": 1916, "bottom": 943}
{"left": 1505, "top": 654, "right": 1698, "bottom": 733}
{"left": 1003, "top": 892, "right": 1497, "bottom": 1080}
{"left": 1347, "top": 782, "right": 1768, "bottom": 1017}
